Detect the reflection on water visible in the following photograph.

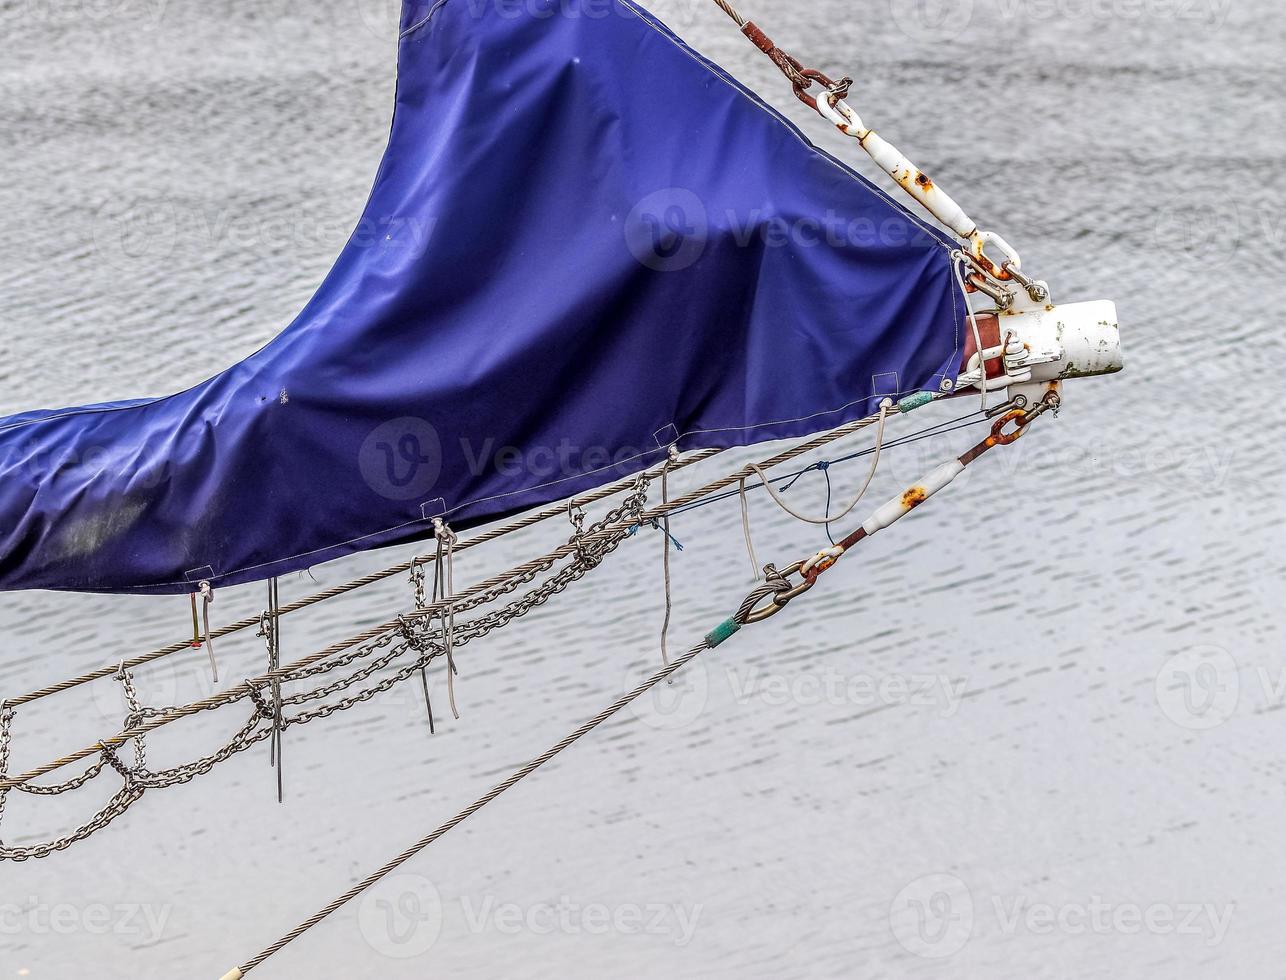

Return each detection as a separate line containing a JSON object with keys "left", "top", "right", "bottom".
{"left": 1, "top": 1, "right": 1284, "bottom": 977}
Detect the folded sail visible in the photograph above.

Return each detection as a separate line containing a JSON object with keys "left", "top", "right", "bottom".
{"left": 0, "top": 0, "right": 964, "bottom": 595}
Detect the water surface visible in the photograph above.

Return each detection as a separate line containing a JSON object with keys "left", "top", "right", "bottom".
{"left": 1, "top": 1, "right": 1283, "bottom": 977}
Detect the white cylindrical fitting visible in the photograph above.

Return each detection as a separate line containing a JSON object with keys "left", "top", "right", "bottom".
{"left": 1004, "top": 300, "right": 1124, "bottom": 381}
{"left": 862, "top": 459, "right": 965, "bottom": 537}
{"left": 859, "top": 132, "right": 977, "bottom": 239}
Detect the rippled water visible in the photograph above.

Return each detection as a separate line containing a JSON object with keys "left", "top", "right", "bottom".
{"left": 1, "top": 0, "right": 1284, "bottom": 977}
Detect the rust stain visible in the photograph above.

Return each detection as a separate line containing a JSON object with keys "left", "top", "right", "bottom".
{"left": 914, "top": 171, "right": 934, "bottom": 191}
{"left": 970, "top": 251, "right": 1011, "bottom": 282}
{"left": 901, "top": 486, "right": 928, "bottom": 510}
{"left": 741, "top": 23, "right": 776, "bottom": 55}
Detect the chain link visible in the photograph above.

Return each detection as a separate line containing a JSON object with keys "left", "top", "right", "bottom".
{"left": 114, "top": 665, "right": 148, "bottom": 771}
{"left": 409, "top": 561, "right": 427, "bottom": 609}
{"left": 0, "top": 705, "right": 13, "bottom": 834}
{"left": 11, "top": 758, "right": 109, "bottom": 797}
{"left": 0, "top": 783, "right": 145, "bottom": 862}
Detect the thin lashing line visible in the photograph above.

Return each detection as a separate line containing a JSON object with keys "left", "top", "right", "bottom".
{"left": 738, "top": 476, "right": 760, "bottom": 581}
{"left": 268, "top": 578, "right": 284, "bottom": 803}
{"left": 954, "top": 253, "right": 989, "bottom": 412}
{"left": 659, "top": 447, "right": 679, "bottom": 666}
{"left": 748, "top": 399, "right": 891, "bottom": 527}
{"left": 432, "top": 519, "right": 461, "bottom": 721}
{"left": 199, "top": 582, "right": 219, "bottom": 684}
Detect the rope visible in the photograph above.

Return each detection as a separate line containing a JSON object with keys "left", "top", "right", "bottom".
{"left": 738, "top": 475, "right": 760, "bottom": 580}
{"left": 710, "top": 0, "right": 846, "bottom": 106}
{"left": 748, "top": 399, "right": 891, "bottom": 527}
{"left": 710, "top": 0, "right": 746, "bottom": 27}
{"left": 0, "top": 399, "right": 1051, "bottom": 865}
{"left": 954, "top": 253, "right": 989, "bottom": 412}
{"left": 0, "top": 519, "right": 637, "bottom": 793}
{"left": 229, "top": 573, "right": 786, "bottom": 978}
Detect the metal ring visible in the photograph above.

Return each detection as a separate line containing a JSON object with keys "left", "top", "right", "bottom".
{"left": 990, "top": 410, "right": 1031, "bottom": 446}
{"left": 743, "top": 562, "right": 814, "bottom": 624}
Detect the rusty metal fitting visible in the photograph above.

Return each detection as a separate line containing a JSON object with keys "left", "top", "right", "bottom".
{"left": 740, "top": 22, "right": 850, "bottom": 112}
{"left": 741, "top": 21, "right": 775, "bottom": 55}
{"left": 989, "top": 410, "right": 1032, "bottom": 446}
{"left": 989, "top": 390, "right": 1059, "bottom": 446}
{"left": 966, "top": 272, "right": 1015, "bottom": 310}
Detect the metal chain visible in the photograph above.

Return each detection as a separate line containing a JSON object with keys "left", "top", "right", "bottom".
{"left": 4, "top": 447, "right": 724, "bottom": 713}
{"left": 114, "top": 664, "right": 148, "bottom": 771}
{"left": 0, "top": 414, "right": 904, "bottom": 861}
{"left": 284, "top": 478, "right": 651, "bottom": 715}
{"left": 0, "top": 782, "right": 145, "bottom": 862}
{"left": 0, "top": 705, "right": 12, "bottom": 833}
{"left": 11, "top": 758, "right": 109, "bottom": 797}
{"left": 409, "top": 561, "right": 427, "bottom": 609}
{"left": 0, "top": 479, "right": 653, "bottom": 859}
{"left": 291, "top": 505, "right": 647, "bottom": 727}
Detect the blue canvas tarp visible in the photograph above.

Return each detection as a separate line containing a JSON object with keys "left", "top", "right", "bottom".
{"left": 0, "top": 0, "right": 964, "bottom": 595}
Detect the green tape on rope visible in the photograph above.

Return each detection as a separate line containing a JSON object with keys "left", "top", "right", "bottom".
{"left": 705, "top": 618, "right": 741, "bottom": 649}
{"left": 898, "top": 391, "right": 935, "bottom": 414}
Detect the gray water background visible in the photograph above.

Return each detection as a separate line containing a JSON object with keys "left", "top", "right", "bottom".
{"left": 1, "top": 0, "right": 1284, "bottom": 976}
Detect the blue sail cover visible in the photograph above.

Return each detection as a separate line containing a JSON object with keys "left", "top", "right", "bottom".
{"left": 0, "top": 0, "right": 965, "bottom": 595}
